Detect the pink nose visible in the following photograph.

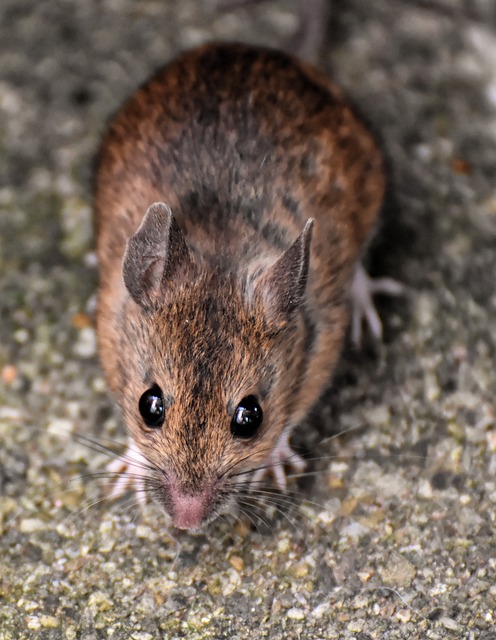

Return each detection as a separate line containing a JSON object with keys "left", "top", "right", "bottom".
{"left": 171, "top": 493, "right": 206, "bottom": 530}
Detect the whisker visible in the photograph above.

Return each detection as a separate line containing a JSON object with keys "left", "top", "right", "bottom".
{"left": 234, "top": 481, "right": 301, "bottom": 510}
{"left": 232, "top": 481, "right": 301, "bottom": 500}
{"left": 238, "top": 494, "right": 299, "bottom": 532}
{"left": 62, "top": 494, "right": 114, "bottom": 525}
{"left": 236, "top": 499, "right": 272, "bottom": 531}
{"left": 72, "top": 433, "right": 161, "bottom": 474}
{"left": 234, "top": 502, "right": 262, "bottom": 531}
{"left": 227, "top": 445, "right": 313, "bottom": 480}
{"left": 69, "top": 431, "right": 129, "bottom": 452}
{"left": 238, "top": 487, "right": 299, "bottom": 505}
{"left": 229, "top": 445, "right": 431, "bottom": 485}
{"left": 318, "top": 422, "right": 369, "bottom": 444}
{"left": 219, "top": 446, "right": 274, "bottom": 479}
{"left": 247, "top": 487, "right": 328, "bottom": 514}
{"left": 54, "top": 471, "right": 149, "bottom": 488}
{"left": 360, "top": 586, "right": 429, "bottom": 623}
{"left": 119, "top": 496, "right": 146, "bottom": 517}
{"left": 229, "top": 460, "right": 276, "bottom": 479}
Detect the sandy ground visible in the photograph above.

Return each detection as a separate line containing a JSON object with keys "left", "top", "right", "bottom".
{"left": 1, "top": 0, "right": 496, "bottom": 638}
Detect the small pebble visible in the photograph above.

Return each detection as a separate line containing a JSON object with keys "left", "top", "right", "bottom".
{"left": 26, "top": 617, "right": 41, "bottom": 631}
{"left": 71, "top": 312, "right": 92, "bottom": 329}
{"left": 20, "top": 519, "right": 46, "bottom": 534}
{"left": 229, "top": 555, "right": 244, "bottom": 572}
{"left": 13, "top": 329, "right": 29, "bottom": 344}
{"left": 1, "top": 365, "right": 17, "bottom": 385}
{"left": 440, "top": 616, "right": 460, "bottom": 631}
{"left": 380, "top": 554, "right": 417, "bottom": 588}
{"left": 88, "top": 591, "right": 113, "bottom": 612}
{"left": 40, "top": 615, "right": 59, "bottom": 628}
{"left": 287, "top": 608, "right": 306, "bottom": 621}
{"left": 73, "top": 326, "right": 97, "bottom": 358}
{"left": 395, "top": 608, "right": 412, "bottom": 623}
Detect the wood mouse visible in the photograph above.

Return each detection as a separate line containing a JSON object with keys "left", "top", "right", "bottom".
{"left": 94, "top": 42, "right": 401, "bottom": 531}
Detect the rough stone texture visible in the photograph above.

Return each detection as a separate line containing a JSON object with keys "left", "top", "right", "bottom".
{"left": 1, "top": 1, "right": 495, "bottom": 638}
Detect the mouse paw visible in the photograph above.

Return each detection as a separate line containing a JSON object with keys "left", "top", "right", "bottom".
{"left": 106, "top": 440, "right": 149, "bottom": 505}
{"left": 350, "top": 262, "right": 404, "bottom": 346}
{"left": 250, "top": 431, "right": 305, "bottom": 492}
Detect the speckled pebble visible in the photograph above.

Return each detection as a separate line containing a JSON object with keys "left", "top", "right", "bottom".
{"left": 19, "top": 518, "right": 47, "bottom": 534}
{"left": 64, "top": 626, "right": 77, "bottom": 640}
{"left": 229, "top": 555, "right": 244, "bottom": 572}
{"left": 221, "top": 568, "right": 242, "bottom": 597}
{"left": 380, "top": 554, "right": 417, "bottom": 589}
{"left": 73, "top": 326, "right": 97, "bottom": 359}
{"left": 287, "top": 607, "right": 306, "bottom": 621}
{"left": 26, "top": 617, "right": 41, "bottom": 631}
{"left": 88, "top": 591, "right": 114, "bottom": 612}
{"left": 39, "top": 615, "right": 59, "bottom": 628}
{"left": 395, "top": 608, "right": 412, "bottom": 624}
{"left": 311, "top": 602, "right": 330, "bottom": 619}
{"left": 347, "top": 618, "right": 365, "bottom": 633}
{"left": 439, "top": 616, "right": 461, "bottom": 632}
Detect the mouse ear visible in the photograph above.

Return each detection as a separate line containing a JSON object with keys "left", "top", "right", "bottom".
{"left": 255, "top": 218, "right": 314, "bottom": 323}
{"left": 122, "top": 202, "right": 194, "bottom": 310}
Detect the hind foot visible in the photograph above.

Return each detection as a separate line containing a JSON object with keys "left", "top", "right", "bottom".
{"left": 350, "top": 263, "right": 404, "bottom": 346}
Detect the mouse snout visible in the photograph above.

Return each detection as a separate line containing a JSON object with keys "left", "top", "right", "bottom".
{"left": 171, "top": 492, "right": 207, "bottom": 530}
{"left": 167, "top": 478, "right": 218, "bottom": 530}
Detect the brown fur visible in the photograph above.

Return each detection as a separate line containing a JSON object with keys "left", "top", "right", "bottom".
{"left": 94, "top": 43, "right": 385, "bottom": 525}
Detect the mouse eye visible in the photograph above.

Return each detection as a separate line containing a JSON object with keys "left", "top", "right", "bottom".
{"left": 139, "top": 385, "right": 165, "bottom": 428}
{"left": 231, "top": 395, "right": 263, "bottom": 439}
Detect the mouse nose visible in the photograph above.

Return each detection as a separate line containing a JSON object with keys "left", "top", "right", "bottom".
{"left": 171, "top": 492, "right": 207, "bottom": 530}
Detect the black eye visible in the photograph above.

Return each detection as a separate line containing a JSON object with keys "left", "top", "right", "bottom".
{"left": 231, "top": 395, "right": 263, "bottom": 439}
{"left": 139, "top": 385, "right": 165, "bottom": 428}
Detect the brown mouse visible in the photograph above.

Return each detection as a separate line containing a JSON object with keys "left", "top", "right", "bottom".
{"left": 94, "top": 42, "right": 401, "bottom": 531}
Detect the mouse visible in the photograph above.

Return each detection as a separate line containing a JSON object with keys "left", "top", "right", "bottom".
{"left": 93, "top": 42, "right": 402, "bottom": 531}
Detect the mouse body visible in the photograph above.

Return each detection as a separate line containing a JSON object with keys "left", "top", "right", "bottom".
{"left": 94, "top": 43, "right": 389, "bottom": 530}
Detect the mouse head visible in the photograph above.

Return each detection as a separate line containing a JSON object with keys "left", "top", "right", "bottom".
{"left": 118, "top": 202, "right": 313, "bottom": 530}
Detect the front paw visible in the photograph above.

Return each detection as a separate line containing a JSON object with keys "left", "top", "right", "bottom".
{"left": 250, "top": 431, "right": 305, "bottom": 492}
{"left": 106, "top": 440, "right": 150, "bottom": 505}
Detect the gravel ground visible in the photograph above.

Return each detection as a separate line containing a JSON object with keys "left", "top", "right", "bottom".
{"left": 1, "top": 1, "right": 496, "bottom": 638}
